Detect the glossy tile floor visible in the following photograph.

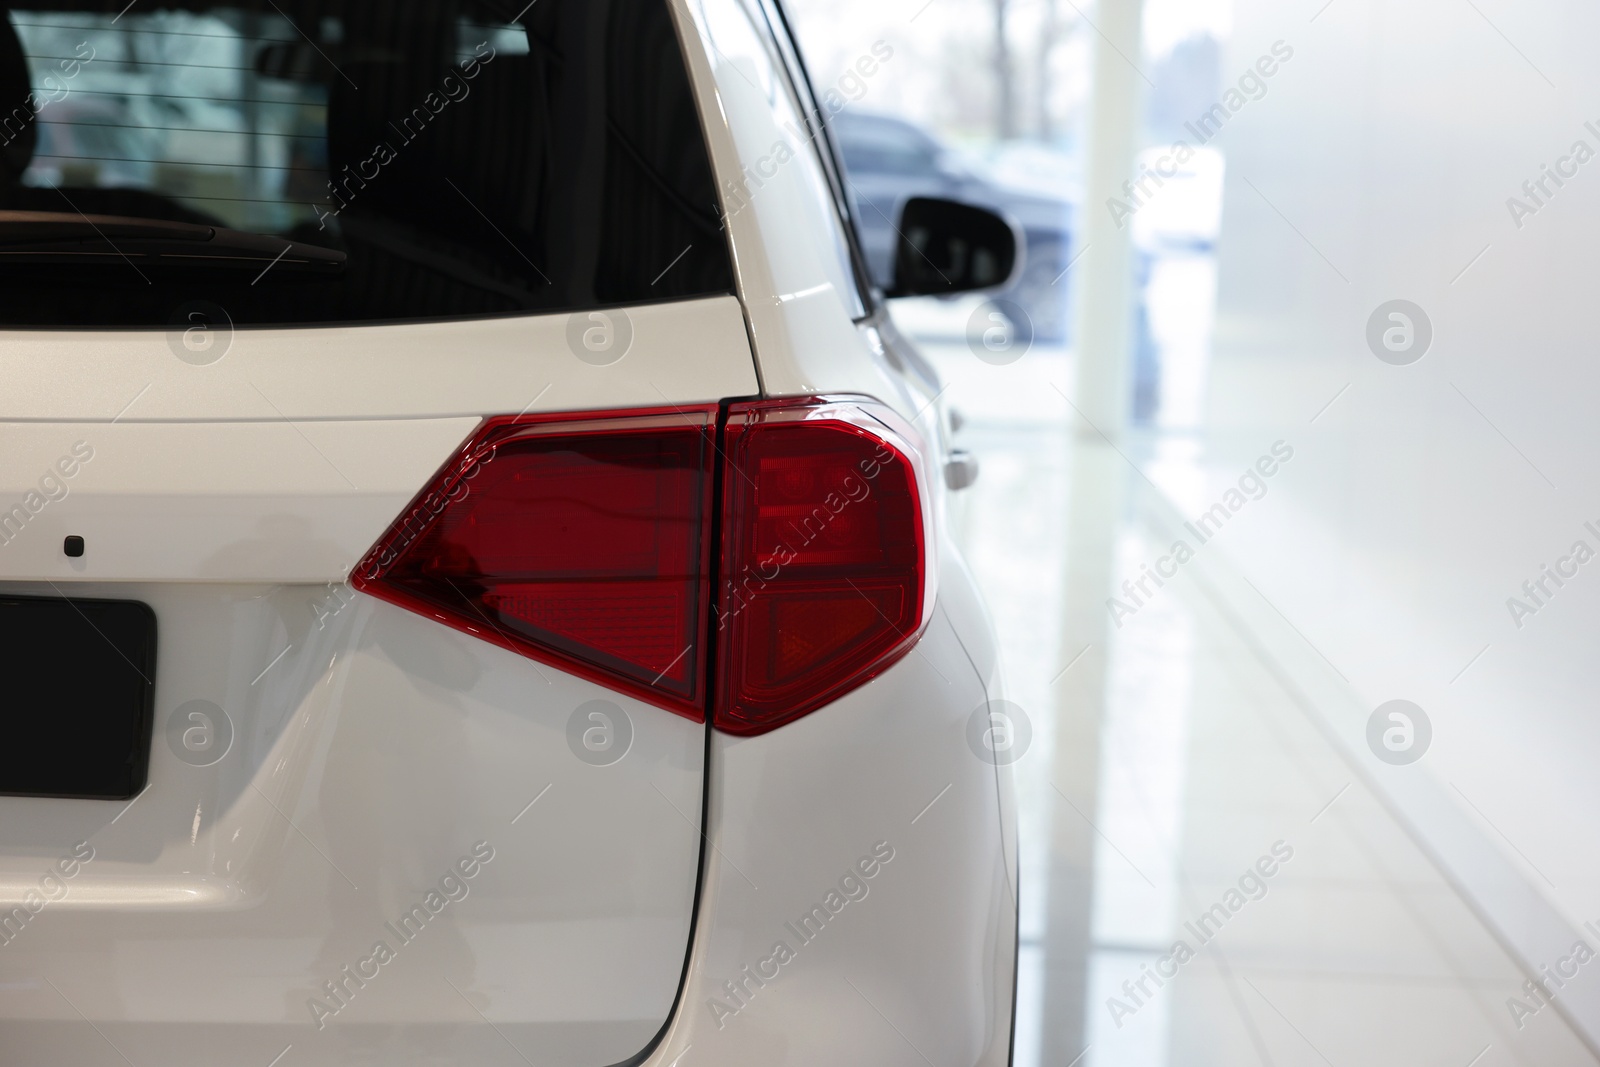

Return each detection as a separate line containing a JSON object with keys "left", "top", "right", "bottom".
{"left": 896, "top": 299, "right": 1600, "bottom": 1067}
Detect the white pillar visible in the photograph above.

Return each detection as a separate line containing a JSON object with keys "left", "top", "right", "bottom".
{"left": 1037, "top": 4, "right": 1148, "bottom": 1061}
{"left": 1068, "top": 0, "right": 1146, "bottom": 438}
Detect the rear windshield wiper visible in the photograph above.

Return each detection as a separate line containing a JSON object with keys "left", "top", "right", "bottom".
{"left": 0, "top": 211, "right": 346, "bottom": 274}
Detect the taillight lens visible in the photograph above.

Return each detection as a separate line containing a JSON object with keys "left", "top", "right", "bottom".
{"left": 352, "top": 398, "right": 932, "bottom": 733}
{"left": 352, "top": 409, "right": 717, "bottom": 719}
{"left": 714, "top": 399, "right": 933, "bottom": 735}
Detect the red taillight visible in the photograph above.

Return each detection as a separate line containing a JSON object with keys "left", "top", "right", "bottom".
{"left": 352, "top": 398, "right": 932, "bottom": 732}
{"left": 352, "top": 409, "right": 717, "bottom": 719}
{"left": 715, "top": 400, "right": 932, "bottom": 734}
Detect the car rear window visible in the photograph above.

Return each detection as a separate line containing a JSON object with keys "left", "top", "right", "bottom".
{"left": 0, "top": 0, "right": 733, "bottom": 327}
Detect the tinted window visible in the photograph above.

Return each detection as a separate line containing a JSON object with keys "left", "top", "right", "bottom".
{"left": 0, "top": 0, "right": 732, "bottom": 327}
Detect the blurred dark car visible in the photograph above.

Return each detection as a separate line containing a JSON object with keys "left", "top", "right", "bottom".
{"left": 832, "top": 110, "right": 1075, "bottom": 341}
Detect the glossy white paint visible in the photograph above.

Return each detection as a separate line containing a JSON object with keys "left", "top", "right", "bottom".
{"left": 0, "top": 294, "right": 757, "bottom": 422}
{"left": 0, "top": 295, "right": 757, "bottom": 587}
{"left": 0, "top": 4, "right": 1015, "bottom": 1065}
{"left": 0, "top": 418, "right": 477, "bottom": 583}
{"left": 637, "top": 593, "right": 1015, "bottom": 1067}
{"left": 0, "top": 584, "right": 705, "bottom": 1066}
{"left": 659, "top": 3, "right": 1018, "bottom": 1056}
{"left": 676, "top": 0, "right": 927, "bottom": 420}
{"left": 0, "top": 280, "right": 755, "bottom": 1064}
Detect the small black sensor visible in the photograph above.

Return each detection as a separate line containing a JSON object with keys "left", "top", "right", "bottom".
{"left": 63, "top": 536, "right": 85, "bottom": 558}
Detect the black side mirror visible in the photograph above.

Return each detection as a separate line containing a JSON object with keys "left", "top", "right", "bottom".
{"left": 887, "top": 197, "right": 1019, "bottom": 299}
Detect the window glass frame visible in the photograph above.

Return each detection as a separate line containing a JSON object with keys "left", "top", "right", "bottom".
{"left": 753, "top": 0, "right": 879, "bottom": 319}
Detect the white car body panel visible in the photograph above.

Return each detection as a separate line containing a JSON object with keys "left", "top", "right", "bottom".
{"left": 0, "top": 0, "right": 1016, "bottom": 1062}
{"left": 630, "top": 590, "right": 1015, "bottom": 1067}
{"left": 0, "top": 585, "right": 706, "bottom": 1066}
{"left": 649, "top": 2, "right": 1022, "bottom": 1062}
{"left": 0, "top": 294, "right": 756, "bottom": 423}
{"left": 0, "top": 418, "right": 478, "bottom": 582}
{"left": 0, "top": 283, "right": 753, "bottom": 1066}
{"left": 677, "top": 0, "right": 926, "bottom": 420}
{"left": 0, "top": 295, "right": 757, "bottom": 584}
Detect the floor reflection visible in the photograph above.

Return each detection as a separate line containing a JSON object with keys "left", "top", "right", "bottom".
{"left": 897, "top": 291, "right": 1600, "bottom": 1067}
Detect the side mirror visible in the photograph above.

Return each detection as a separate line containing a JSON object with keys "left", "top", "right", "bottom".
{"left": 887, "top": 197, "right": 1019, "bottom": 299}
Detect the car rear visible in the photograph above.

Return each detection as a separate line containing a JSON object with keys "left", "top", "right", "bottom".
{"left": 0, "top": 1, "right": 1017, "bottom": 1065}
{"left": 0, "top": 2, "right": 741, "bottom": 1064}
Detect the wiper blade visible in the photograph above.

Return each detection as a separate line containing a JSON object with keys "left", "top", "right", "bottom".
{"left": 0, "top": 210, "right": 346, "bottom": 273}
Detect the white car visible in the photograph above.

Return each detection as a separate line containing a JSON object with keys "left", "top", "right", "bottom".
{"left": 0, "top": 2, "right": 1015, "bottom": 1065}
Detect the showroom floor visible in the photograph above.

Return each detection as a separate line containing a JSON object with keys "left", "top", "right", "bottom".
{"left": 895, "top": 300, "right": 1600, "bottom": 1067}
